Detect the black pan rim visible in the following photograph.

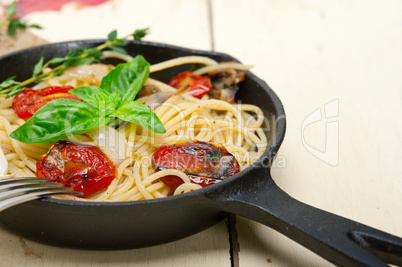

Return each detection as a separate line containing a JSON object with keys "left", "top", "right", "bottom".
{"left": 0, "top": 39, "right": 286, "bottom": 207}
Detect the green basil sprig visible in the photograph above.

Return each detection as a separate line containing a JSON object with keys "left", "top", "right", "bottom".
{"left": 10, "top": 55, "right": 166, "bottom": 144}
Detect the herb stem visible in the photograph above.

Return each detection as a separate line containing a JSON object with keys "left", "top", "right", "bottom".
{"left": 0, "top": 29, "right": 148, "bottom": 97}
{"left": 0, "top": 20, "right": 8, "bottom": 27}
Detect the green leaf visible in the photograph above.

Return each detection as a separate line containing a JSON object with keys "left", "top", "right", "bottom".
{"left": 69, "top": 86, "right": 118, "bottom": 115}
{"left": 53, "top": 65, "right": 70, "bottom": 76}
{"left": 10, "top": 99, "right": 109, "bottom": 144}
{"left": 32, "top": 57, "right": 44, "bottom": 78}
{"left": 65, "top": 57, "right": 95, "bottom": 67}
{"left": 65, "top": 47, "right": 85, "bottom": 57}
{"left": 6, "top": 1, "right": 16, "bottom": 17}
{"left": 6, "top": 86, "right": 26, "bottom": 97}
{"left": 132, "top": 28, "right": 149, "bottom": 41}
{"left": 120, "top": 68, "right": 148, "bottom": 105}
{"left": 48, "top": 57, "right": 66, "bottom": 65}
{"left": 112, "top": 101, "right": 166, "bottom": 134}
{"left": 29, "top": 24, "right": 42, "bottom": 30}
{"left": 108, "top": 30, "right": 117, "bottom": 41}
{"left": 113, "top": 39, "right": 128, "bottom": 47}
{"left": 0, "top": 76, "right": 19, "bottom": 90}
{"left": 62, "top": 47, "right": 103, "bottom": 68}
{"left": 110, "top": 46, "right": 128, "bottom": 55}
{"left": 81, "top": 47, "right": 103, "bottom": 61}
{"left": 100, "top": 55, "right": 149, "bottom": 105}
{"left": 7, "top": 19, "right": 21, "bottom": 36}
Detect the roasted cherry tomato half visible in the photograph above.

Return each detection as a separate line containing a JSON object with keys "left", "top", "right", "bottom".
{"left": 152, "top": 141, "right": 240, "bottom": 190}
{"left": 12, "top": 86, "right": 81, "bottom": 120}
{"left": 168, "top": 71, "right": 212, "bottom": 98}
{"left": 36, "top": 141, "right": 117, "bottom": 197}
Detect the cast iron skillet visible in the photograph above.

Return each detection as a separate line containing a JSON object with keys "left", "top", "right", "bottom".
{"left": 0, "top": 41, "right": 401, "bottom": 267}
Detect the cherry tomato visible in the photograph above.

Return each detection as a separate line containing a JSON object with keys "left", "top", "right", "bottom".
{"left": 36, "top": 141, "right": 117, "bottom": 197}
{"left": 168, "top": 71, "right": 212, "bottom": 98}
{"left": 12, "top": 86, "right": 81, "bottom": 120}
{"left": 152, "top": 141, "right": 240, "bottom": 191}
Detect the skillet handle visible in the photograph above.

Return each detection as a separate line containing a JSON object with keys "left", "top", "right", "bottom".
{"left": 210, "top": 171, "right": 402, "bottom": 267}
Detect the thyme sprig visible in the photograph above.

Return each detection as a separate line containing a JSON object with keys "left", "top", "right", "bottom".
{"left": 0, "top": 1, "right": 42, "bottom": 36}
{"left": 0, "top": 28, "right": 149, "bottom": 97}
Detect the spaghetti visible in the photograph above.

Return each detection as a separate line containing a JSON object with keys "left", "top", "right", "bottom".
{"left": 0, "top": 55, "right": 268, "bottom": 202}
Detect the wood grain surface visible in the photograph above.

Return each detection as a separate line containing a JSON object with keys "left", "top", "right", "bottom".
{"left": 0, "top": 0, "right": 401, "bottom": 266}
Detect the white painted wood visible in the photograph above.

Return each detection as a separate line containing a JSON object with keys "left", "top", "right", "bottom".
{"left": 0, "top": 220, "right": 231, "bottom": 267}
{"left": 212, "top": 0, "right": 402, "bottom": 266}
{"left": 22, "top": 0, "right": 212, "bottom": 50}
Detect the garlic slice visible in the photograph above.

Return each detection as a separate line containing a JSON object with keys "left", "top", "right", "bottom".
{"left": 87, "top": 126, "right": 127, "bottom": 166}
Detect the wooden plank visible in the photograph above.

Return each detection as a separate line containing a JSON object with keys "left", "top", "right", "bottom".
{"left": 0, "top": 1, "right": 233, "bottom": 267}
{"left": 212, "top": 0, "right": 402, "bottom": 266}
{"left": 0, "top": 220, "right": 231, "bottom": 267}
{"left": 22, "top": 0, "right": 212, "bottom": 50}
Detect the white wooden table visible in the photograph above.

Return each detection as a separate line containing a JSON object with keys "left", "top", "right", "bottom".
{"left": 0, "top": 0, "right": 401, "bottom": 266}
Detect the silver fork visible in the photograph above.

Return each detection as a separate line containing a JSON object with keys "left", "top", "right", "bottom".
{"left": 0, "top": 177, "right": 83, "bottom": 212}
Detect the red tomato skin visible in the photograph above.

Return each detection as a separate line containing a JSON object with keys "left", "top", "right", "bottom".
{"left": 152, "top": 141, "right": 240, "bottom": 191}
{"left": 159, "top": 175, "right": 221, "bottom": 191}
{"left": 36, "top": 141, "right": 117, "bottom": 197}
{"left": 168, "top": 71, "right": 212, "bottom": 98}
{"left": 12, "top": 86, "right": 81, "bottom": 120}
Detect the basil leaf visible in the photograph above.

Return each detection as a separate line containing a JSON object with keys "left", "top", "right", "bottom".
{"left": 69, "top": 86, "right": 118, "bottom": 115}
{"left": 120, "top": 68, "right": 148, "bottom": 106}
{"left": 100, "top": 55, "right": 149, "bottom": 104}
{"left": 111, "top": 101, "right": 166, "bottom": 134}
{"left": 10, "top": 99, "right": 109, "bottom": 144}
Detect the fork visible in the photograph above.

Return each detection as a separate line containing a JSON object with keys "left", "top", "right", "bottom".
{"left": 0, "top": 177, "right": 83, "bottom": 212}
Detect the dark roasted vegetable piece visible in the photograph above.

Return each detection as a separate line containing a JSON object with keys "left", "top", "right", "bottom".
{"left": 207, "top": 67, "right": 246, "bottom": 103}
{"left": 152, "top": 141, "right": 240, "bottom": 190}
{"left": 36, "top": 141, "right": 117, "bottom": 197}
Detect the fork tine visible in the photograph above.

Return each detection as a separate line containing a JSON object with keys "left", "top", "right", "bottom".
{"left": 0, "top": 180, "right": 64, "bottom": 193}
{"left": 0, "top": 188, "right": 82, "bottom": 212}
{"left": 0, "top": 177, "right": 52, "bottom": 185}
{"left": 0, "top": 186, "right": 73, "bottom": 201}
{"left": 0, "top": 177, "right": 58, "bottom": 187}
{"left": 0, "top": 177, "right": 83, "bottom": 212}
